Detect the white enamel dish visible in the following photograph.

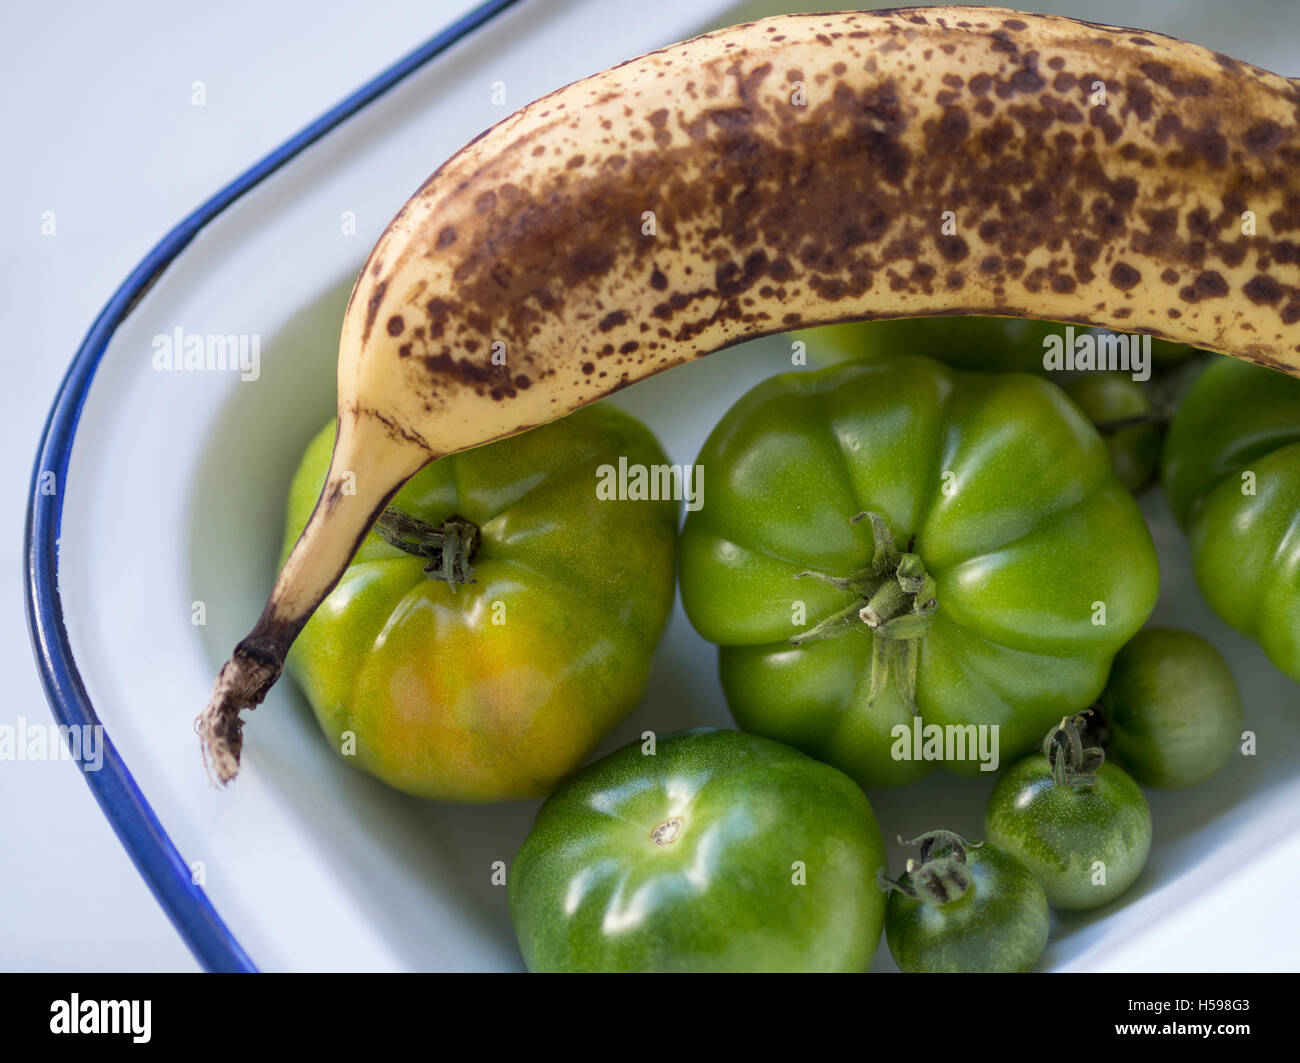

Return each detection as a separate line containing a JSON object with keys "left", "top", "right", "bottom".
{"left": 26, "top": 0, "right": 1300, "bottom": 971}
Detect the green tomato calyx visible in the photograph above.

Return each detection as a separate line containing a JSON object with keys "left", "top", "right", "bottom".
{"left": 879, "top": 831, "right": 980, "bottom": 907}
{"left": 373, "top": 508, "right": 480, "bottom": 586}
{"left": 1043, "top": 712, "right": 1106, "bottom": 789}
{"left": 791, "top": 512, "right": 937, "bottom": 713}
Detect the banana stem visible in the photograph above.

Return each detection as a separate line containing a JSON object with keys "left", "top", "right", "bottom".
{"left": 196, "top": 412, "right": 432, "bottom": 786}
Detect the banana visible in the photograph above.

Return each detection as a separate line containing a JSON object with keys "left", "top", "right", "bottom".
{"left": 198, "top": 5, "right": 1300, "bottom": 784}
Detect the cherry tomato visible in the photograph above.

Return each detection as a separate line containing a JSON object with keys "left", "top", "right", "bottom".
{"left": 985, "top": 714, "right": 1151, "bottom": 910}
{"left": 1098, "top": 628, "right": 1243, "bottom": 789}
{"left": 882, "top": 830, "right": 1049, "bottom": 973}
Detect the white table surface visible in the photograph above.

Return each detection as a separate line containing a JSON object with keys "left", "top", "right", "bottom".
{"left": 4, "top": 0, "right": 1297, "bottom": 972}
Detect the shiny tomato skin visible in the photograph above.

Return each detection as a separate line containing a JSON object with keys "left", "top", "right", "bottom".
{"left": 1099, "top": 628, "right": 1243, "bottom": 790}
{"left": 283, "top": 404, "right": 678, "bottom": 801}
{"left": 1162, "top": 356, "right": 1300, "bottom": 683}
{"left": 885, "top": 843, "right": 1049, "bottom": 973}
{"left": 985, "top": 756, "right": 1151, "bottom": 910}
{"left": 509, "top": 729, "right": 887, "bottom": 972}
{"left": 679, "top": 356, "right": 1159, "bottom": 788}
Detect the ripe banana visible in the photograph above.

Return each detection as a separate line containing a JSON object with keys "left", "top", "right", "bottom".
{"left": 198, "top": 5, "right": 1300, "bottom": 784}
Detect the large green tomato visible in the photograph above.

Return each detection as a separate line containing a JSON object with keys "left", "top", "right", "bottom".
{"left": 800, "top": 317, "right": 1190, "bottom": 495}
{"left": 283, "top": 404, "right": 677, "bottom": 801}
{"left": 1162, "top": 356, "right": 1300, "bottom": 683}
{"left": 679, "top": 356, "right": 1159, "bottom": 788}
{"left": 509, "top": 729, "right": 887, "bottom": 972}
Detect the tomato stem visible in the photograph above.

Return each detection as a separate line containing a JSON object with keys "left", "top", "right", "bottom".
{"left": 1043, "top": 711, "right": 1106, "bottom": 788}
{"left": 879, "top": 830, "right": 981, "bottom": 906}
{"left": 790, "top": 512, "right": 936, "bottom": 713}
{"left": 373, "top": 508, "right": 480, "bottom": 586}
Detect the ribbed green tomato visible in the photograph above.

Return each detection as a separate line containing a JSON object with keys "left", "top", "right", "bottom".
{"left": 882, "top": 832, "right": 1049, "bottom": 973}
{"left": 1162, "top": 356, "right": 1300, "bottom": 683}
{"left": 679, "top": 356, "right": 1159, "bottom": 788}
{"left": 800, "top": 317, "right": 1187, "bottom": 495}
{"left": 282, "top": 404, "right": 677, "bottom": 802}
{"left": 509, "top": 729, "right": 887, "bottom": 973}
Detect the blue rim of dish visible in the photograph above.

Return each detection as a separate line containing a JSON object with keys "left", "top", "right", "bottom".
{"left": 23, "top": 0, "right": 527, "bottom": 974}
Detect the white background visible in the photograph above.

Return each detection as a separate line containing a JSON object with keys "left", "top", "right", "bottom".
{"left": 3, "top": 0, "right": 1297, "bottom": 971}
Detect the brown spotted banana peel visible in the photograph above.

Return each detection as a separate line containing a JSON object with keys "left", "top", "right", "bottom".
{"left": 197, "top": 5, "right": 1300, "bottom": 784}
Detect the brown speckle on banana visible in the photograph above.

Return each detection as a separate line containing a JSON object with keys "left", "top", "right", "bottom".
{"left": 198, "top": 5, "right": 1299, "bottom": 785}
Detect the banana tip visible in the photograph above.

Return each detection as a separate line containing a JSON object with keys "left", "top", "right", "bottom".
{"left": 196, "top": 649, "right": 282, "bottom": 787}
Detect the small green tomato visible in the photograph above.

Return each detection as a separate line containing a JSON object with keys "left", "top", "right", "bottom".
{"left": 1098, "top": 628, "right": 1244, "bottom": 789}
{"left": 1063, "top": 374, "right": 1162, "bottom": 495}
{"left": 985, "top": 713, "right": 1152, "bottom": 911}
{"left": 882, "top": 830, "right": 1049, "bottom": 973}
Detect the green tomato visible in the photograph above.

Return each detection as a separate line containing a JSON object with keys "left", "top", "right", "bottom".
{"left": 509, "top": 729, "right": 887, "bottom": 973}
{"left": 800, "top": 316, "right": 1059, "bottom": 375}
{"left": 282, "top": 404, "right": 677, "bottom": 802}
{"left": 679, "top": 356, "right": 1159, "bottom": 788}
{"left": 800, "top": 317, "right": 1189, "bottom": 495}
{"left": 1161, "top": 356, "right": 1300, "bottom": 683}
{"left": 1097, "top": 628, "right": 1243, "bottom": 790}
{"left": 800, "top": 315, "right": 1198, "bottom": 376}
{"left": 1063, "top": 375, "right": 1162, "bottom": 495}
{"left": 985, "top": 717, "right": 1152, "bottom": 910}
{"left": 883, "top": 831, "right": 1049, "bottom": 974}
